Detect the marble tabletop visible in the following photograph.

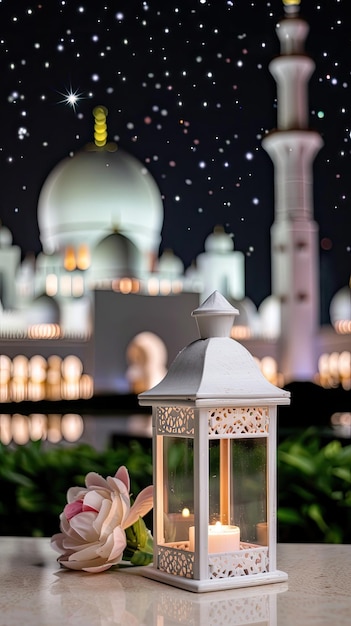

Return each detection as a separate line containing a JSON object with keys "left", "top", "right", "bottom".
{"left": 0, "top": 537, "right": 350, "bottom": 625}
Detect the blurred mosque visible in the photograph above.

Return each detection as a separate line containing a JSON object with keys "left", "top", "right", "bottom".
{"left": 0, "top": 0, "right": 350, "bottom": 412}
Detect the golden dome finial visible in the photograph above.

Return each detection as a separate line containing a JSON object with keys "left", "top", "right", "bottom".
{"left": 93, "top": 105, "right": 108, "bottom": 147}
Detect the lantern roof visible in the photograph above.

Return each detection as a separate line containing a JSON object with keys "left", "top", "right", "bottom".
{"left": 139, "top": 291, "right": 291, "bottom": 406}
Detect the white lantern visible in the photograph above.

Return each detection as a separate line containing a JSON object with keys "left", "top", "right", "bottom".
{"left": 139, "top": 291, "right": 290, "bottom": 592}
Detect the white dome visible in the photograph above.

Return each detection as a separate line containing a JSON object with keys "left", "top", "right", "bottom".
{"left": 0, "top": 224, "right": 13, "bottom": 247}
{"left": 259, "top": 295, "right": 281, "bottom": 339}
{"left": 37, "top": 144, "right": 164, "bottom": 271}
{"left": 204, "top": 225, "right": 234, "bottom": 253}
{"left": 330, "top": 286, "right": 351, "bottom": 326}
{"left": 157, "top": 249, "right": 184, "bottom": 277}
{"left": 230, "top": 297, "right": 259, "bottom": 330}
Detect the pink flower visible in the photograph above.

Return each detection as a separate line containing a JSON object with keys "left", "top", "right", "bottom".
{"left": 51, "top": 466, "right": 153, "bottom": 573}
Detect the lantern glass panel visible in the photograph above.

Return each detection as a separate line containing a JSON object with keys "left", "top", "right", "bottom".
{"left": 209, "top": 438, "right": 267, "bottom": 545}
{"left": 162, "top": 436, "right": 194, "bottom": 545}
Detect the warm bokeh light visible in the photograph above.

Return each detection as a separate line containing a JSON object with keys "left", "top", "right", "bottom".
{"left": 119, "top": 277, "right": 134, "bottom": 293}
{"left": 147, "top": 277, "right": 160, "bottom": 295}
{"left": 0, "top": 414, "right": 12, "bottom": 445}
{"left": 11, "top": 414, "right": 30, "bottom": 445}
{"left": 46, "top": 273, "right": 58, "bottom": 296}
{"left": 0, "top": 412, "right": 85, "bottom": 445}
{"left": 72, "top": 274, "right": 84, "bottom": 297}
{"left": 317, "top": 351, "right": 351, "bottom": 389}
{"left": 29, "top": 355, "right": 47, "bottom": 383}
{"left": 334, "top": 320, "right": 351, "bottom": 334}
{"left": 61, "top": 355, "right": 83, "bottom": 382}
{"left": 0, "top": 355, "right": 12, "bottom": 384}
{"left": 27, "top": 324, "right": 61, "bottom": 339}
{"left": 0, "top": 354, "right": 93, "bottom": 402}
{"left": 30, "top": 413, "right": 48, "bottom": 441}
{"left": 79, "top": 374, "right": 94, "bottom": 399}
{"left": 61, "top": 413, "right": 84, "bottom": 442}
{"left": 77, "top": 244, "right": 91, "bottom": 270}
{"left": 12, "top": 354, "right": 28, "bottom": 381}
{"left": 64, "top": 246, "right": 77, "bottom": 272}
{"left": 330, "top": 411, "right": 351, "bottom": 438}
{"left": 231, "top": 325, "right": 251, "bottom": 340}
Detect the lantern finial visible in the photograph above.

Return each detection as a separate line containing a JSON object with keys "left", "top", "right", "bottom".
{"left": 191, "top": 290, "right": 239, "bottom": 339}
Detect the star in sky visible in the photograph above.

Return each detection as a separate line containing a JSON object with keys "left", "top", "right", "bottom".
{"left": 0, "top": 0, "right": 349, "bottom": 322}
{"left": 57, "top": 86, "right": 85, "bottom": 112}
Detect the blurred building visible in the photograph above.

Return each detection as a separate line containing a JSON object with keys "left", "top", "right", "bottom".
{"left": 0, "top": 2, "right": 350, "bottom": 407}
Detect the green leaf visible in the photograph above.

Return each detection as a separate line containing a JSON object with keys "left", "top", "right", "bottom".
{"left": 123, "top": 517, "right": 154, "bottom": 566}
{"left": 306, "top": 503, "right": 329, "bottom": 534}
{"left": 277, "top": 507, "right": 304, "bottom": 525}
{"left": 0, "top": 469, "right": 34, "bottom": 488}
{"left": 278, "top": 449, "right": 316, "bottom": 476}
{"left": 332, "top": 467, "right": 351, "bottom": 484}
{"left": 323, "top": 440, "right": 342, "bottom": 460}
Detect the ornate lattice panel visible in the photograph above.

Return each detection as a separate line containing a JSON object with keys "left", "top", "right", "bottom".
{"left": 158, "top": 545, "right": 194, "bottom": 578}
{"left": 157, "top": 543, "right": 269, "bottom": 582}
{"left": 209, "top": 545, "right": 269, "bottom": 579}
{"left": 156, "top": 406, "right": 195, "bottom": 435}
{"left": 208, "top": 407, "right": 269, "bottom": 437}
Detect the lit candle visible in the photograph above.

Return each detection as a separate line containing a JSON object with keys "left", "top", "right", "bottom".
{"left": 188, "top": 522, "right": 240, "bottom": 553}
{"left": 166, "top": 508, "right": 194, "bottom": 542}
{"left": 256, "top": 522, "right": 268, "bottom": 545}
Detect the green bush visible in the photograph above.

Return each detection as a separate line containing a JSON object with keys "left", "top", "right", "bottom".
{"left": 0, "top": 439, "right": 153, "bottom": 537}
{"left": 278, "top": 427, "right": 351, "bottom": 543}
{"left": 1, "top": 429, "right": 350, "bottom": 542}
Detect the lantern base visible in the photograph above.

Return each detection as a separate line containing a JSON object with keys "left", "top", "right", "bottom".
{"left": 141, "top": 566, "right": 288, "bottom": 593}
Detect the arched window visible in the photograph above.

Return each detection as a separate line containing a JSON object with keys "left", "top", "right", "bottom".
{"left": 126, "top": 332, "right": 168, "bottom": 394}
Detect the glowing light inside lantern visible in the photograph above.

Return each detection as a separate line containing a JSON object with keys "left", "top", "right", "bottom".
{"left": 189, "top": 521, "right": 240, "bottom": 553}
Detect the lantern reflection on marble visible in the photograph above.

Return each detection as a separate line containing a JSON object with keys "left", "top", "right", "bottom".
{"left": 139, "top": 291, "right": 290, "bottom": 592}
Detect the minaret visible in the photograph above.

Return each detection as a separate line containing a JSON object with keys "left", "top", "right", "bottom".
{"left": 262, "top": 0, "right": 323, "bottom": 382}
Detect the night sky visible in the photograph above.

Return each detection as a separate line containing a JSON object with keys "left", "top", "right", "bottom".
{"left": 0, "top": 0, "right": 350, "bottom": 314}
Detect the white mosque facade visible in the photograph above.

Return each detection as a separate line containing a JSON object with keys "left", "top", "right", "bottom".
{"left": 0, "top": 3, "right": 350, "bottom": 405}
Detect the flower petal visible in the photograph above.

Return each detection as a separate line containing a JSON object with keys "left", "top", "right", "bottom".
{"left": 96, "top": 527, "right": 126, "bottom": 561}
{"left": 67, "top": 541, "right": 105, "bottom": 562}
{"left": 100, "top": 496, "right": 126, "bottom": 538}
{"left": 107, "top": 476, "right": 130, "bottom": 501}
{"left": 51, "top": 532, "right": 66, "bottom": 553}
{"left": 59, "top": 553, "right": 112, "bottom": 572}
{"left": 85, "top": 472, "right": 109, "bottom": 490}
{"left": 64, "top": 500, "right": 83, "bottom": 521}
{"left": 67, "top": 486, "right": 87, "bottom": 503}
{"left": 83, "top": 490, "right": 104, "bottom": 513}
{"left": 115, "top": 466, "right": 130, "bottom": 492}
{"left": 69, "top": 511, "right": 98, "bottom": 542}
{"left": 59, "top": 557, "right": 114, "bottom": 573}
{"left": 93, "top": 498, "right": 114, "bottom": 535}
{"left": 123, "top": 485, "right": 153, "bottom": 529}
{"left": 108, "top": 526, "right": 127, "bottom": 561}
